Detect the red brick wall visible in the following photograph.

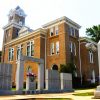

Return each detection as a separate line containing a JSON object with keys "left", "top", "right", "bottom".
{"left": 80, "top": 39, "right": 98, "bottom": 81}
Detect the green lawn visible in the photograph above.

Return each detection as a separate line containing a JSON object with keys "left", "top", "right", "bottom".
{"left": 35, "top": 98, "right": 72, "bottom": 100}
{"left": 73, "top": 92, "right": 94, "bottom": 96}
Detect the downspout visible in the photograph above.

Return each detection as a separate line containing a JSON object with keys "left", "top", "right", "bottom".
{"left": 79, "top": 39, "right": 82, "bottom": 85}
{"left": 45, "top": 37, "right": 46, "bottom": 72}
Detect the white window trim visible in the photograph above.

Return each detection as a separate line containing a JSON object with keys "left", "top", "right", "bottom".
{"left": 74, "top": 43, "right": 76, "bottom": 56}
{"left": 74, "top": 29, "right": 76, "bottom": 37}
{"left": 8, "top": 47, "right": 14, "bottom": 61}
{"left": 70, "top": 42, "right": 72, "bottom": 52}
{"left": 89, "top": 51, "right": 94, "bottom": 63}
{"left": 50, "top": 43, "right": 54, "bottom": 55}
{"left": 16, "top": 44, "right": 23, "bottom": 60}
{"left": 26, "top": 41, "right": 34, "bottom": 57}
{"left": 50, "top": 28, "right": 53, "bottom": 36}
{"left": 55, "top": 26, "right": 58, "bottom": 35}
{"left": 70, "top": 27, "right": 75, "bottom": 37}
{"left": 56, "top": 41, "right": 59, "bottom": 54}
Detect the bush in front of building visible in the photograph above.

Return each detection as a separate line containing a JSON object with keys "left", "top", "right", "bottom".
{"left": 60, "top": 62, "right": 76, "bottom": 77}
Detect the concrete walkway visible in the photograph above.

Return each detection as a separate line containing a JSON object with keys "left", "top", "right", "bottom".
{"left": 0, "top": 89, "right": 98, "bottom": 100}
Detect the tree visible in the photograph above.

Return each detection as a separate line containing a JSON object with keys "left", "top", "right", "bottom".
{"left": 86, "top": 25, "right": 100, "bottom": 42}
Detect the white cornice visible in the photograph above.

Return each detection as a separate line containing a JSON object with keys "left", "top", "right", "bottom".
{"left": 80, "top": 37, "right": 97, "bottom": 45}
{"left": 4, "top": 28, "right": 47, "bottom": 46}
{"left": 42, "top": 16, "right": 81, "bottom": 29}
{"left": 3, "top": 22, "right": 22, "bottom": 30}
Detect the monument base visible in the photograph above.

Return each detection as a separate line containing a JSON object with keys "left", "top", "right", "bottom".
{"left": 94, "top": 85, "right": 100, "bottom": 98}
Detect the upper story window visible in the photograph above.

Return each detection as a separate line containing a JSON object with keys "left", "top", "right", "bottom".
{"left": 89, "top": 51, "right": 93, "bottom": 63}
{"left": 75, "top": 29, "right": 79, "bottom": 38}
{"left": 68, "top": 26, "right": 76, "bottom": 37}
{"left": 50, "top": 43, "right": 54, "bottom": 55}
{"left": 69, "top": 42, "right": 76, "bottom": 56}
{"left": 6, "top": 29, "right": 10, "bottom": 39}
{"left": 27, "top": 41, "right": 34, "bottom": 57}
{"left": 8, "top": 48, "right": 14, "bottom": 61}
{"left": 69, "top": 42, "right": 73, "bottom": 52}
{"left": 74, "top": 43, "right": 76, "bottom": 56}
{"left": 71, "top": 27, "right": 74, "bottom": 36}
{"left": 55, "top": 26, "right": 58, "bottom": 35}
{"left": 17, "top": 44, "right": 23, "bottom": 60}
{"left": 68, "top": 26, "right": 71, "bottom": 35}
{"left": 50, "top": 28, "right": 54, "bottom": 36}
{"left": 56, "top": 41, "right": 59, "bottom": 54}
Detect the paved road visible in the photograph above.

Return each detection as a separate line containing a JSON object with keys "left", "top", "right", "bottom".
{"left": 0, "top": 89, "right": 98, "bottom": 100}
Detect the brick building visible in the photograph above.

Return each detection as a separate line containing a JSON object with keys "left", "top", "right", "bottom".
{"left": 80, "top": 37, "right": 98, "bottom": 83}
{"left": 2, "top": 6, "right": 98, "bottom": 84}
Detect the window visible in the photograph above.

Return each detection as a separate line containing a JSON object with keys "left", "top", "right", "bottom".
{"left": 68, "top": 26, "right": 71, "bottom": 35}
{"left": 8, "top": 48, "right": 14, "bottom": 61}
{"left": 71, "top": 27, "right": 74, "bottom": 36}
{"left": 56, "top": 41, "right": 59, "bottom": 54}
{"left": 50, "top": 28, "right": 53, "bottom": 36}
{"left": 17, "top": 44, "right": 23, "bottom": 59}
{"left": 6, "top": 29, "right": 10, "bottom": 38}
{"left": 69, "top": 27, "right": 75, "bottom": 37}
{"left": 27, "top": 66, "right": 32, "bottom": 73}
{"left": 27, "top": 41, "right": 34, "bottom": 56}
{"left": 89, "top": 51, "right": 93, "bottom": 63}
{"left": 16, "top": 29, "right": 19, "bottom": 36}
{"left": 31, "top": 42, "right": 34, "bottom": 56}
{"left": 74, "top": 43, "right": 76, "bottom": 56}
{"left": 55, "top": 26, "right": 58, "bottom": 35}
{"left": 69, "top": 42, "right": 76, "bottom": 55}
{"left": 69, "top": 42, "right": 73, "bottom": 52}
{"left": 52, "top": 64, "right": 58, "bottom": 70}
{"left": 75, "top": 29, "right": 79, "bottom": 37}
{"left": 50, "top": 43, "right": 54, "bottom": 55}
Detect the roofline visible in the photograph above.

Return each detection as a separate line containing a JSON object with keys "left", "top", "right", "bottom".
{"left": 80, "top": 37, "right": 97, "bottom": 45}
{"left": 42, "top": 16, "right": 81, "bottom": 29}
{"left": 3, "top": 22, "right": 22, "bottom": 30}
{"left": 4, "top": 28, "right": 47, "bottom": 46}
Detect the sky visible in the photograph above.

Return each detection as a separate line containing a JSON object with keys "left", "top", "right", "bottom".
{"left": 0, "top": 0, "right": 100, "bottom": 50}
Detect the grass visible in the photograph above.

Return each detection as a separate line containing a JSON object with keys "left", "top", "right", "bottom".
{"left": 36, "top": 98, "right": 72, "bottom": 100}
{"left": 74, "top": 87, "right": 95, "bottom": 91}
{"left": 26, "top": 99, "right": 72, "bottom": 100}
{"left": 73, "top": 92, "right": 94, "bottom": 96}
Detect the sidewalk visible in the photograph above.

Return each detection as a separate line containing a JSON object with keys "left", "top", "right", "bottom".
{"left": 0, "top": 89, "right": 97, "bottom": 100}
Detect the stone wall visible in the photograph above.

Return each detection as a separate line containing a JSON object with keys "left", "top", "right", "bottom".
{"left": 0, "top": 63, "right": 12, "bottom": 90}
{"left": 46, "top": 69, "right": 60, "bottom": 91}
{"left": 46, "top": 69, "right": 72, "bottom": 91}
{"left": 60, "top": 73, "right": 72, "bottom": 90}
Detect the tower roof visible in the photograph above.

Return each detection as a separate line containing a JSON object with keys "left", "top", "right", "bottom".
{"left": 8, "top": 6, "right": 26, "bottom": 17}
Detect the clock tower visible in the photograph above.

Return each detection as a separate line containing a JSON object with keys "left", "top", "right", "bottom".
{"left": 2, "top": 6, "right": 26, "bottom": 62}
{"left": 3, "top": 6, "right": 26, "bottom": 43}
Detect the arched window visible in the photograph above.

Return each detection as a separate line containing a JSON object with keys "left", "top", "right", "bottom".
{"left": 27, "top": 66, "right": 32, "bottom": 73}
{"left": 52, "top": 64, "right": 58, "bottom": 70}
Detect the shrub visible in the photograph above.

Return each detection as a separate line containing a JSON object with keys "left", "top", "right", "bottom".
{"left": 60, "top": 62, "right": 76, "bottom": 77}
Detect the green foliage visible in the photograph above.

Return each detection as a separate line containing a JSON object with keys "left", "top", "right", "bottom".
{"left": 86, "top": 25, "right": 100, "bottom": 42}
{"left": 60, "top": 63, "right": 76, "bottom": 77}
{"left": 73, "top": 92, "right": 93, "bottom": 96}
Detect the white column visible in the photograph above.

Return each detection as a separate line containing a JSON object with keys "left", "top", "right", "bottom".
{"left": 16, "top": 58, "right": 24, "bottom": 91}
{"left": 38, "top": 63, "right": 44, "bottom": 90}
